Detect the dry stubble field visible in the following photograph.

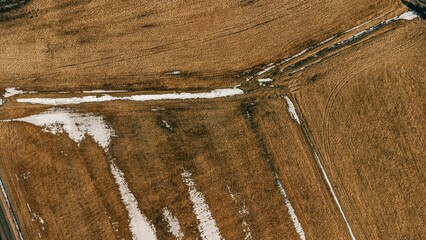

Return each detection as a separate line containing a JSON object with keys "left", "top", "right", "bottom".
{"left": 0, "top": 0, "right": 425, "bottom": 239}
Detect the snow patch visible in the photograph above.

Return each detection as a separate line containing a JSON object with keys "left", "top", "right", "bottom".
{"left": 163, "top": 207, "right": 184, "bottom": 240}
{"left": 319, "top": 35, "right": 337, "bottom": 45}
{"left": 257, "top": 78, "right": 273, "bottom": 83}
{"left": 227, "top": 186, "right": 252, "bottom": 240}
{"left": 165, "top": 71, "right": 182, "bottom": 75}
{"left": 274, "top": 173, "right": 305, "bottom": 240}
{"left": 29, "top": 209, "right": 45, "bottom": 228}
{"left": 17, "top": 88, "right": 244, "bottom": 105}
{"left": 182, "top": 170, "right": 222, "bottom": 240}
{"left": 281, "top": 49, "right": 308, "bottom": 63}
{"left": 284, "top": 96, "right": 301, "bottom": 124}
{"left": 257, "top": 64, "right": 275, "bottom": 75}
{"left": 161, "top": 120, "right": 173, "bottom": 131}
{"left": 110, "top": 162, "right": 157, "bottom": 240}
{"left": 151, "top": 107, "right": 165, "bottom": 112}
{"left": 9, "top": 109, "right": 114, "bottom": 150}
{"left": 312, "top": 152, "right": 356, "bottom": 240}
{"left": 4, "top": 88, "right": 25, "bottom": 98}
{"left": 343, "top": 15, "right": 383, "bottom": 33}
{"left": 397, "top": 11, "right": 418, "bottom": 20}
{"left": 3, "top": 87, "right": 37, "bottom": 98}
{"left": 22, "top": 172, "right": 30, "bottom": 180}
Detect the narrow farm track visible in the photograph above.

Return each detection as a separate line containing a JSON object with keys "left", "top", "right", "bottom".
{"left": 0, "top": 1, "right": 425, "bottom": 239}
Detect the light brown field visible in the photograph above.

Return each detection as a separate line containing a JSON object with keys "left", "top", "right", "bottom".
{"left": 290, "top": 19, "right": 426, "bottom": 239}
{"left": 0, "top": 0, "right": 425, "bottom": 239}
{"left": 1, "top": 94, "right": 358, "bottom": 239}
{"left": 0, "top": 0, "right": 404, "bottom": 91}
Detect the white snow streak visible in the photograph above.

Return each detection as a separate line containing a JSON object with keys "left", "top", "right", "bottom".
{"left": 4, "top": 88, "right": 25, "bottom": 98}
{"left": 319, "top": 35, "right": 337, "bottom": 45}
{"left": 110, "top": 162, "right": 157, "bottom": 240}
{"left": 227, "top": 186, "right": 252, "bottom": 240}
{"left": 312, "top": 153, "right": 356, "bottom": 240}
{"left": 165, "top": 71, "right": 182, "bottom": 75}
{"left": 161, "top": 120, "right": 173, "bottom": 131}
{"left": 163, "top": 207, "right": 184, "bottom": 240}
{"left": 257, "top": 64, "right": 275, "bottom": 76}
{"left": 17, "top": 88, "right": 244, "bottom": 105}
{"left": 181, "top": 170, "right": 222, "bottom": 240}
{"left": 5, "top": 109, "right": 157, "bottom": 240}
{"left": 289, "top": 59, "right": 323, "bottom": 74}
{"left": 27, "top": 204, "right": 45, "bottom": 227}
{"left": 281, "top": 49, "right": 308, "bottom": 63}
{"left": 282, "top": 96, "right": 356, "bottom": 239}
{"left": 274, "top": 173, "right": 305, "bottom": 240}
{"left": 9, "top": 109, "right": 114, "bottom": 149}
{"left": 344, "top": 15, "right": 383, "bottom": 33}
{"left": 257, "top": 78, "right": 273, "bottom": 83}
{"left": 284, "top": 96, "right": 301, "bottom": 124}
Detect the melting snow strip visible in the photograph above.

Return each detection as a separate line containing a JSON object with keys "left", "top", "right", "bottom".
{"left": 396, "top": 11, "right": 418, "bottom": 20}
{"left": 284, "top": 96, "right": 301, "bottom": 124}
{"left": 257, "top": 78, "right": 273, "bottom": 83}
{"left": 110, "top": 162, "right": 157, "bottom": 240}
{"left": 7, "top": 109, "right": 114, "bottom": 149}
{"left": 318, "top": 35, "right": 337, "bottom": 45}
{"left": 312, "top": 153, "right": 356, "bottom": 240}
{"left": 257, "top": 12, "right": 417, "bottom": 78}
{"left": 164, "top": 71, "right": 182, "bottom": 75}
{"left": 181, "top": 170, "right": 222, "bottom": 240}
{"left": 227, "top": 186, "right": 253, "bottom": 240}
{"left": 344, "top": 15, "right": 384, "bottom": 33}
{"left": 256, "top": 64, "right": 275, "bottom": 76}
{"left": 283, "top": 97, "right": 357, "bottom": 240}
{"left": 161, "top": 120, "right": 173, "bottom": 131}
{"left": 4, "top": 108, "right": 157, "bottom": 240}
{"left": 162, "top": 207, "right": 184, "bottom": 240}
{"left": 3, "top": 88, "right": 37, "bottom": 98}
{"left": 16, "top": 88, "right": 244, "bottom": 105}
{"left": 289, "top": 59, "right": 323, "bottom": 75}
{"left": 280, "top": 49, "right": 308, "bottom": 64}
{"left": 273, "top": 173, "right": 306, "bottom": 240}
{"left": 285, "top": 11, "right": 418, "bottom": 75}
{"left": 26, "top": 203, "right": 45, "bottom": 230}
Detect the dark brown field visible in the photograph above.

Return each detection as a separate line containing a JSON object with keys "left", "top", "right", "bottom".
{"left": 0, "top": 0, "right": 424, "bottom": 239}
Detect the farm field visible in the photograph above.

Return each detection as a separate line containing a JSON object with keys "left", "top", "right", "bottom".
{"left": 0, "top": 0, "right": 425, "bottom": 239}
{"left": 0, "top": 0, "right": 405, "bottom": 91}
{"left": 0, "top": 94, "right": 354, "bottom": 239}
{"left": 290, "top": 18, "right": 426, "bottom": 239}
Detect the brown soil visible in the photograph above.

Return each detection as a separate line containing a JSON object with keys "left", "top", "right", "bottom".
{"left": 0, "top": 1, "right": 424, "bottom": 240}
{"left": 0, "top": 0, "right": 403, "bottom": 91}
{"left": 292, "top": 19, "right": 426, "bottom": 239}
